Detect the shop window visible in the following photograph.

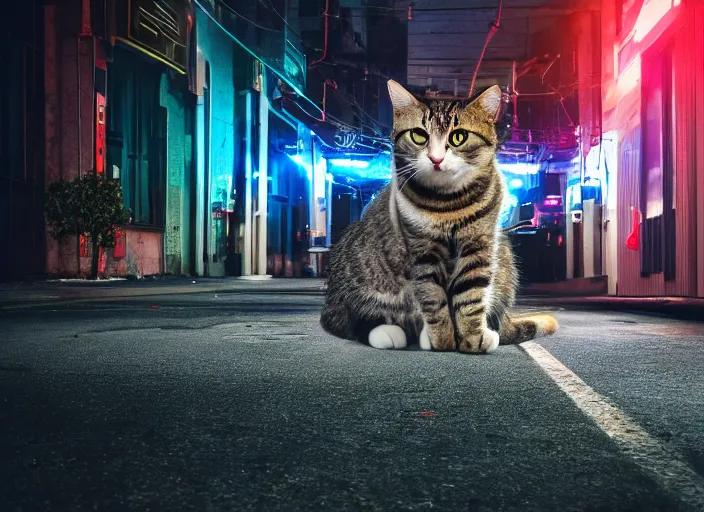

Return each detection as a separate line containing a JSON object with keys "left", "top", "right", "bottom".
{"left": 106, "top": 47, "right": 166, "bottom": 227}
{"left": 640, "top": 44, "right": 675, "bottom": 279}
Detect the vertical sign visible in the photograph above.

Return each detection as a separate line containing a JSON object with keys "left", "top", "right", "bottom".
{"left": 95, "top": 93, "right": 106, "bottom": 174}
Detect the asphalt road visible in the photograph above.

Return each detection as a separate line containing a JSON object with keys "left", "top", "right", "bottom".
{"left": 1, "top": 291, "right": 703, "bottom": 511}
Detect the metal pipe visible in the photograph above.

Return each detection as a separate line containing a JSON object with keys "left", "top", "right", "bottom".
{"left": 309, "top": 0, "right": 330, "bottom": 67}
{"left": 76, "top": 36, "right": 82, "bottom": 277}
{"left": 469, "top": 0, "right": 503, "bottom": 97}
{"left": 77, "top": 37, "right": 82, "bottom": 176}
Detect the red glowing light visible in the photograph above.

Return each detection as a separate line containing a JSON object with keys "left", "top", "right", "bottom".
{"left": 543, "top": 195, "right": 562, "bottom": 207}
{"left": 618, "top": 54, "right": 641, "bottom": 95}
{"left": 557, "top": 235, "right": 564, "bottom": 247}
{"left": 531, "top": 205, "right": 539, "bottom": 227}
{"left": 634, "top": 0, "right": 680, "bottom": 43}
{"left": 626, "top": 207, "right": 641, "bottom": 250}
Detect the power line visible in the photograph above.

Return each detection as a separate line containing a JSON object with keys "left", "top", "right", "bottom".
{"left": 255, "top": 0, "right": 318, "bottom": 51}
{"left": 219, "top": 1, "right": 283, "bottom": 32}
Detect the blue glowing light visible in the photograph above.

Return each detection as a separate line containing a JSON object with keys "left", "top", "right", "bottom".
{"left": 323, "top": 154, "right": 392, "bottom": 181}
{"left": 328, "top": 158, "right": 370, "bottom": 169}
{"left": 508, "top": 178, "right": 523, "bottom": 189}
{"left": 287, "top": 153, "right": 313, "bottom": 180}
{"left": 497, "top": 162, "right": 540, "bottom": 175}
{"left": 502, "top": 193, "right": 518, "bottom": 211}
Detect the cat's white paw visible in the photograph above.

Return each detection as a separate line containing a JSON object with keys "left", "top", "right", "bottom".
{"left": 368, "top": 325, "right": 407, "bottom": 349}
{"left": 481, "top": 327, "right": 500, "bottom": 353}
{"left": 419, "top": 322, "right": 432, "bottom": 351}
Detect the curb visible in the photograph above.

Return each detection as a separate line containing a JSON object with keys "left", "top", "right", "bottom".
{"left": 527, "top": 296, "right": 704, "bottom": 320}
{"left": 0, "top": 285, "right": 328, "bottom": 310}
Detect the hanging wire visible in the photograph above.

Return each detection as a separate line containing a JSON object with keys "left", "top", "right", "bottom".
{"left": 255, "top": 0, "right": 319, "bottom": 51}
{"left": 219, "top": 1, "right": 283, "bottom": 32}
{"left": 469, "top": 0, "right": 503, "bottom": 97}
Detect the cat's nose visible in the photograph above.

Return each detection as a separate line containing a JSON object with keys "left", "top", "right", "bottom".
{"left": 428, "top": 154, "right": 444, "bottom": 170}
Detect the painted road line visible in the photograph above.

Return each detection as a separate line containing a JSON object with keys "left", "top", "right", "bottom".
{"left": 520, "top": 341, "right": 704, "bottom": 510}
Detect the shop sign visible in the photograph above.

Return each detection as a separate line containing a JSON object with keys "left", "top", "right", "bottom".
{"left": 116, "top": 0, "right": 193, "bottom": 73}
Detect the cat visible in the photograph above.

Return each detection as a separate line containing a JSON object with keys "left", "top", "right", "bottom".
{"left": 320, "top": 80, "right": 558, "bottom": 353}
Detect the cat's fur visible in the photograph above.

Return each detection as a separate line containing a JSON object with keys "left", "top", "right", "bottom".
{"left": 320, "top": 80, "right": 558, "bottom": 353}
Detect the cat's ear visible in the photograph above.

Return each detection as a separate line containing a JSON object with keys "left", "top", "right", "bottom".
{"left": 387, "top": 80, "right": 419, "bottom": 110}
{"left": 473, "top": 85, "right": 502, "bottom": 118}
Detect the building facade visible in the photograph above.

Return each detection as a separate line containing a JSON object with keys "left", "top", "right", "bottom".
{"left": 41, "top": 0, "right": 197, "bottom": 279}
{"left": 1, "top": 0, "right": 46, "bottom": 281}
{"left": 601, "top": 0, "right": 704, "bottom": 297}
{"left": 31, "top": 0, "right": 337, "bottom": 281}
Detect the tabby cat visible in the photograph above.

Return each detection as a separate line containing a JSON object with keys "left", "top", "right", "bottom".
{"left": 320, "top": 80, "right": 557, "bottom": 353}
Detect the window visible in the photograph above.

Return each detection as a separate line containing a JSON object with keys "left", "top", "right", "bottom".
{"left": 106, "top": 47, "right": 166, "bottom": 227}
{"left": 640, "top": 44, "right": 675, "bottom": 279}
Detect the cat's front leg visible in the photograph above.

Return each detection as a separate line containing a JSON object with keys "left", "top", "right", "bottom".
{"left": 449, "top": 243, "right": 499, "bottom": 354}
{"left": 410, "top": 262, "right": 455, "bottom": 351}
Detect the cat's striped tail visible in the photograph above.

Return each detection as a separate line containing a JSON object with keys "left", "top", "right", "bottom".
{"left": 499, "top": 314, "right": 559, "bottom": 345}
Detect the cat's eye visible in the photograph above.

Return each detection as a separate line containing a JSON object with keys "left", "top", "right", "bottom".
{"left": 449, "top": 129, "right": 468, "bottom": 147}
{"left": 409, "top": 129, "right": 428, "bottom": 145}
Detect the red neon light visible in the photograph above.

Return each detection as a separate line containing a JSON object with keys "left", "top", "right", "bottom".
{"left": 95, "top": 93, "right": 106, "bottom": 174}
{"left": 543, "top": 195, "right": 562, "bottom": 207}
{"left": 531, "top": 205, "right": 539, "bottom": 227}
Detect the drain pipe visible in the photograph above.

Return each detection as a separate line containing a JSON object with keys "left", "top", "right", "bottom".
{"left": 469, "top": 0, "right": 503, "bottom": 97}
{"left": 309, "top": 0, "right": 330, "bottom": 67}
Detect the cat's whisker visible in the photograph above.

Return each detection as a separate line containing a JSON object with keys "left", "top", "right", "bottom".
{"left": 399, "top": 168, "right": 423, "bottom": 192}
{"left": 395, "top": 163, "right": 414, "bottom": 174}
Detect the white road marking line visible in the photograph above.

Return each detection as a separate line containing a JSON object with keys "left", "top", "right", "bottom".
{"left": 520, "top": 341, "right": 704, "bottom": 509}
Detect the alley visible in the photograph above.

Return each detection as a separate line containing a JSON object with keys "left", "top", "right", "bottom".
{"left": 1, "top": 289, "right": 703, "bottom": 511}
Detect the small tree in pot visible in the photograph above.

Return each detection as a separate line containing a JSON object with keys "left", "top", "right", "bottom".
{"left": 45, "top": 172, "right": 130, "bottom": 280}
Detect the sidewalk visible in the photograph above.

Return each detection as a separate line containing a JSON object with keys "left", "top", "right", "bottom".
{"left": 0, "top": 276, "right": 327, "bottom": 309}
{"left": 525, "top": 295, "right": 704, "bottom": 318}
{"left": 0, "top": 277, "right": 702, "bottom": 320}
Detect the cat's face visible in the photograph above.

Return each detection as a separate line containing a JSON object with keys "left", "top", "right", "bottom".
{"left": 388, "top": 80, "right": 502, "bottom": 192}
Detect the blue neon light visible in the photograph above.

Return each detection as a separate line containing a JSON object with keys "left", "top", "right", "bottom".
{"left": 497, "top": 162, "right": 540, "bottom": 175}
{"left": 508, "top": 178, "right": 523, "bottom": 189}
{"left": 287, "top": 153, "right": 313, "bottom": 180}
{"left": 502, "top": 193, "right": 518, "bottom": 211}
{"left": 328, "top": 158, "right": 370, "bottom": 169}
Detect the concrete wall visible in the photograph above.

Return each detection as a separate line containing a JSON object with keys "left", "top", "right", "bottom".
{"left": 102, "top": 229, "right": 163, "bottom": 277}
{"left": 160, "top": 75, "right": 193, "bottom": 276}
{"left": 195, "top": 11, "right": 237, "bottom": 276}
{"left": 44, "top": 1, "right": 96, "bottom": 277}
